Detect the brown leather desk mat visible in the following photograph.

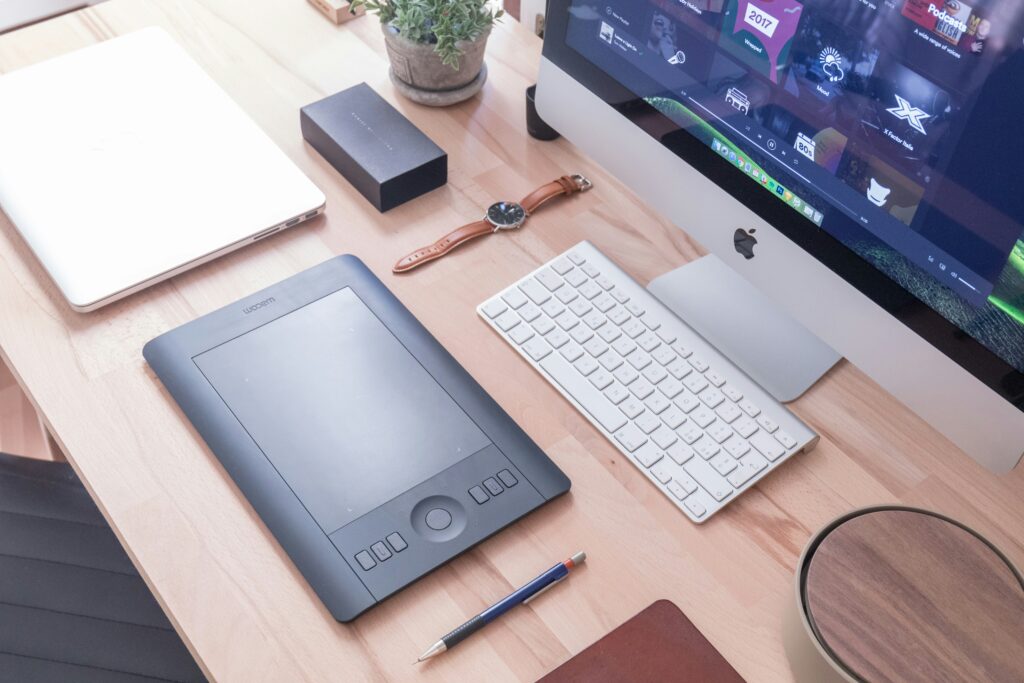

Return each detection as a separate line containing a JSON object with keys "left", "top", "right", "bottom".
{"left": 538, "top": 600, "right": 745, "bottom": 682}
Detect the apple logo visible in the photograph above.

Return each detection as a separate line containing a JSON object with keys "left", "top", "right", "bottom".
{"left": 734, "top": 228, "right": 758, "bottom": 260}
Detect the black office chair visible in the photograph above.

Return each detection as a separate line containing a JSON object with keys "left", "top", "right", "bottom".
{"left": 0, "top": 452, "right": 206, "bottom": 682}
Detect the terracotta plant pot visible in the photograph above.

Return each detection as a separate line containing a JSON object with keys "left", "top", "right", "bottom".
{"left": 382, "top": 24, "right": 489, "bottom": 106}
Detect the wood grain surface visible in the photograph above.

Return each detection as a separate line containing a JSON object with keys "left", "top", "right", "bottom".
{"left": 0, "top": 2, "right": 1021, "bottom": 681}
{"left": 805, "top": 509, "right": 1024, "bottom": 683}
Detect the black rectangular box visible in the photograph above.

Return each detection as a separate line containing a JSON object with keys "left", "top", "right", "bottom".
{"left": 300, "top": 83, "right": 447, "bottom": 212}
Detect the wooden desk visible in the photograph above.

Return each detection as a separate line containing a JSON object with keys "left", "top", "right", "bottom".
{"left": 0, "top": 2, "right": 1021, "bottom": 680}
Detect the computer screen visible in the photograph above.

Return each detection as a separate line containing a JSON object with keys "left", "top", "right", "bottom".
{"left": 558, "top": 0, "right": 1024, "bottom": 375}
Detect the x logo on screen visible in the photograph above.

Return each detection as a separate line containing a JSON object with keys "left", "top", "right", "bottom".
{"left": 886, "top": 94, "right": 931, "bottom": 135}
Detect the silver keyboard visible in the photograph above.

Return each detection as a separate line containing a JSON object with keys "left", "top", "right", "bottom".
{"left": 478, "top": 241, "right": 818, "bottom": 523}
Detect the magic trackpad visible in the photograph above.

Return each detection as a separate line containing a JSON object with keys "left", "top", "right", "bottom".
{"left": 194, "top": 287, "right": 492, "bottom": 534}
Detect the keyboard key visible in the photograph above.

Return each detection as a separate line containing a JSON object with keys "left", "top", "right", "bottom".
{"left": 645, "top": 394, "right": 671, "bottom": 415}
{"left": 708, "top": 422, "right": 734, "bottom": 444}
{"left": 705, "top": 370, "right": 726, "bottom": 387}
{"left": 604, "top": 383, "right": 630, "bottom": 405}
{"left": 699, "top": 388, "right": 725, "bottom": 408}
{"left": 724, "top": 438, "right": 750, "bottom": 459}
{"left": 684, "top": 458, "right": 733, "bottom": 502}
{"left": 519, "top": 278, "right": 551, "bottom": 305}
{"left": 683, "top": 374, "right": 709, "bottom": 394}
{"left": 733, "top": 416, "right": 758, "bottom": 438}
{"left": 541, "top": 300, "right": 564, "bottom": 319}
{"left": 667, "top": 442, "right": 695, "bottom": 466}
{"left": 593, "top": 293, "right": 616, "bottom": 312}
{"left": 694, "top": 437, "right": 720, "bottom": 460}
{"left": 630, "top": 379, "right": 655, "bottom": 400}
{"left": 683, "top": 496, "right": 707, "bottom": 518}
{"left": 691, "top": 406, "right": 716, "bottom": 428}
{"left": 599, "top": 353, "right": 623, "bottom": 371}
{"left": 595, "top": 276, "right": 614, "bottom": 291}
{"left": 637, "top": 332, "right": 660, "bottom": 352}
{"left": 757, "top": 414, "right": 779, "bottom": 433}
{"left": 666, "top": 358, "right": 692, "bottom": 380}
{"left": 656, "top": 329, "right": 677, "bottom": 345}
{"left": 750, "top": 430, "right": 786, "bottom": 461}
{"left": 625, "top": 300, "right": 645, "bottom": 317}
{"left": 582, "top": 312, "right": 606, "bottom": 330}
{"left": 495, "top": 311, "right": 520, "bottom": 332}
{"left": 641, "top": 315, "right": 660, "bottom": 331}
{"left": 775, "top": 430, "right": 798, "bottom": 449}
{"left": 518, "top": 304, "right": 541, "bottom": 322}
{"left": 581, "top": 262, "right": 600, "bottom": 278}
{"left": 610, "top": 288, "right": 629, "bottom": 304}
{"left": 555, "top": 287, "right": 578, "bottom": 304}
{"left": 614, "top": 425, "right": 648, "bottom": 452}
{"left": 739, "top": 399, "right": 760, "bottom": 417}
{"left": 660, "top": 406, "right": 687, "bottom": 430}
{"left": 568, "top": 298, "right": 592, "bottom": 317}
{"left": 678, "top": 423, "right": 703, "bottom": 444}
{"left": 642, "top": 364, "right": 667, "bottom": 385}
{"left": 546, "top": 328, "right": 570, "bottom": 349}
{"left": 721, "top": 385, "right": 743, "bottom": 403}
{"left": 658, "top": 378, "right": 684, "bottom": 399}
{"left": 554, "top": 311, "right": 579, "bottom": 331}
{"left": 614, "top": 365, "right": 639, "bottom": 386}
{"left": 521, "top": 337, "right": 551, "bottom": 361}
{"left": 667, "top": 479, "right": 691, "bottom": 501}
{"left": 710, "top": 453, "right": 738, "bottom": 476}
{"left": 597, "top": 324, "right": 621, "bottom": 343}
{"left": 482, "top": 299, "right": 507, "bottom": 319}
{"left": 651, "top": 346, "right": 677, "bottom": 366}
{"left": 649, "top": 460, "right": 673, "bottom": 484}
{"left": 612, "top": 338, "right": 636, "bottom": 357}
{"left": 636, "top": 412, "right": 661, "bottom": 435}
{"left": 583, "top": 338, "right": 607, "bottom": 358}
{"left": 575, "top": 356, "right": 599, "bottom": 376}
{"left": 727, "top": 452, "right": 769, "bottom": 488}
{"left": 608, "top": 306, "right": 631, "bottom": 325}
{"left": 570, "top": 326, "right": 593, "bottom": 345}
{"left": 536, "top": 268, "right": 564, "bottom": 291}
{"left": 675, "top": 393, "right": 700, "bottom": 413}
{"left": 622, "top": 319, "right": 646, "bottom": 339}
{"left": 539, "top": 354, "right": 627, "bottom": 433}
{"left": 509, "top": 324, "right": 534, "bottom": 345}
{"left": 567, "top": 251, "right": 586, "bottom": 265}
{"left": 672, "top": 343, "right": 693, "bottom": 358}
{"left": 589, "top": 369, "right": 613, "bottom": 390}
{"left": 560, "top": 343, "right": 584, "bottom": 362}
{"left": 716, "top": 402, "right": 742, "bottom": 424}
{"left": 635, "top": 444, "right": 664, "bottom": 469}
{"left": 552, "top": 258, "right": 574, "bottom": 275}
{"left": 533, "top": 317, "right": 555, "bottom": 336}
{"left": 651, "top": 426, "right": 678, "bottom": 450}
{"left": 565, "top": 269, "right": 587, "bottom": 287}
{"left": 619, "top": 396, "right": 645, "bottom": 419}
{"left": 688, "top": 356, "right": 710, "bottom": 373}
{"left": 502, "top": 289, "right": 529, "bottom": 309}
{"left": 579, "top": 280, "right": 602, "bottom": 300}
{"left": 627, "top": 352, "right": 652, "bottom": 370}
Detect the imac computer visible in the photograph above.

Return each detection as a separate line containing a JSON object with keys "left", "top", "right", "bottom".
{"left": 537, "top": 0, "right": 1024, "bottom": 473}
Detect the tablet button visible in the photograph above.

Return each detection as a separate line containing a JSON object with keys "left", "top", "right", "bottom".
{"left": 355, "top": 551, "right": 376, "bottom": 571}
{"left": 469, "top": 486, "right": 489, "bottom": 504}
{"left": 425, "top": 508, "right": 453, "bottom": 531}
{"left": 498, "top": 469, "right": 518, "bottom": 487}
{"left": 483, "top": 478, "right": 503, "bottom": 496}
{"left": 371, "top": 542, "right": 392, "bottom": 562}
{"left": 386, "top": 532, "right": 407, "bottom": 552}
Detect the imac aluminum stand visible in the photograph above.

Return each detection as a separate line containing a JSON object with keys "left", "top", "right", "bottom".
{"left": 648, "top": 255, "right": 841, "bottom": 402}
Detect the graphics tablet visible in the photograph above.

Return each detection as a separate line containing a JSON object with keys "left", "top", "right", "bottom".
{"left": 144, "top": 256, "right": 570, "bottom": 622}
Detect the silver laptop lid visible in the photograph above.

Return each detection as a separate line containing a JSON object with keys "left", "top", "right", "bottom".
{"left": 0, "top": 27, "right": 325, "bottom": 311}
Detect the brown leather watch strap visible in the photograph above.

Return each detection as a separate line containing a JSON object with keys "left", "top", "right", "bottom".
{"left": 392, "top": 220, "right": 492, "bottom": 273}
{"left": 520, "top": 174, "right": 588, "bottom": 214}
{"left": 393, "top": 174, "right": 592, "bottom": 274}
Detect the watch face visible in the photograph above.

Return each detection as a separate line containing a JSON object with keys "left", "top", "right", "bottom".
{"left": 486, "top": 201, "right": 526, "bottom": 229}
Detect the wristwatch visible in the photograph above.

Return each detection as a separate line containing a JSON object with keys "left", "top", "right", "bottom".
{"left": 392, "top": 173, "right": 593, "bottom": 273}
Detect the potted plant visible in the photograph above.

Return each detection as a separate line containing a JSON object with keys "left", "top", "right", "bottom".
{"left": 350, "top": 0, "right": 503, "bottom": 106}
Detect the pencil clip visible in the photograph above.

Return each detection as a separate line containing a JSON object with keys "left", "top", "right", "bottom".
{"left": 523, "top": 575, "right": 567, "bottom": 605}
